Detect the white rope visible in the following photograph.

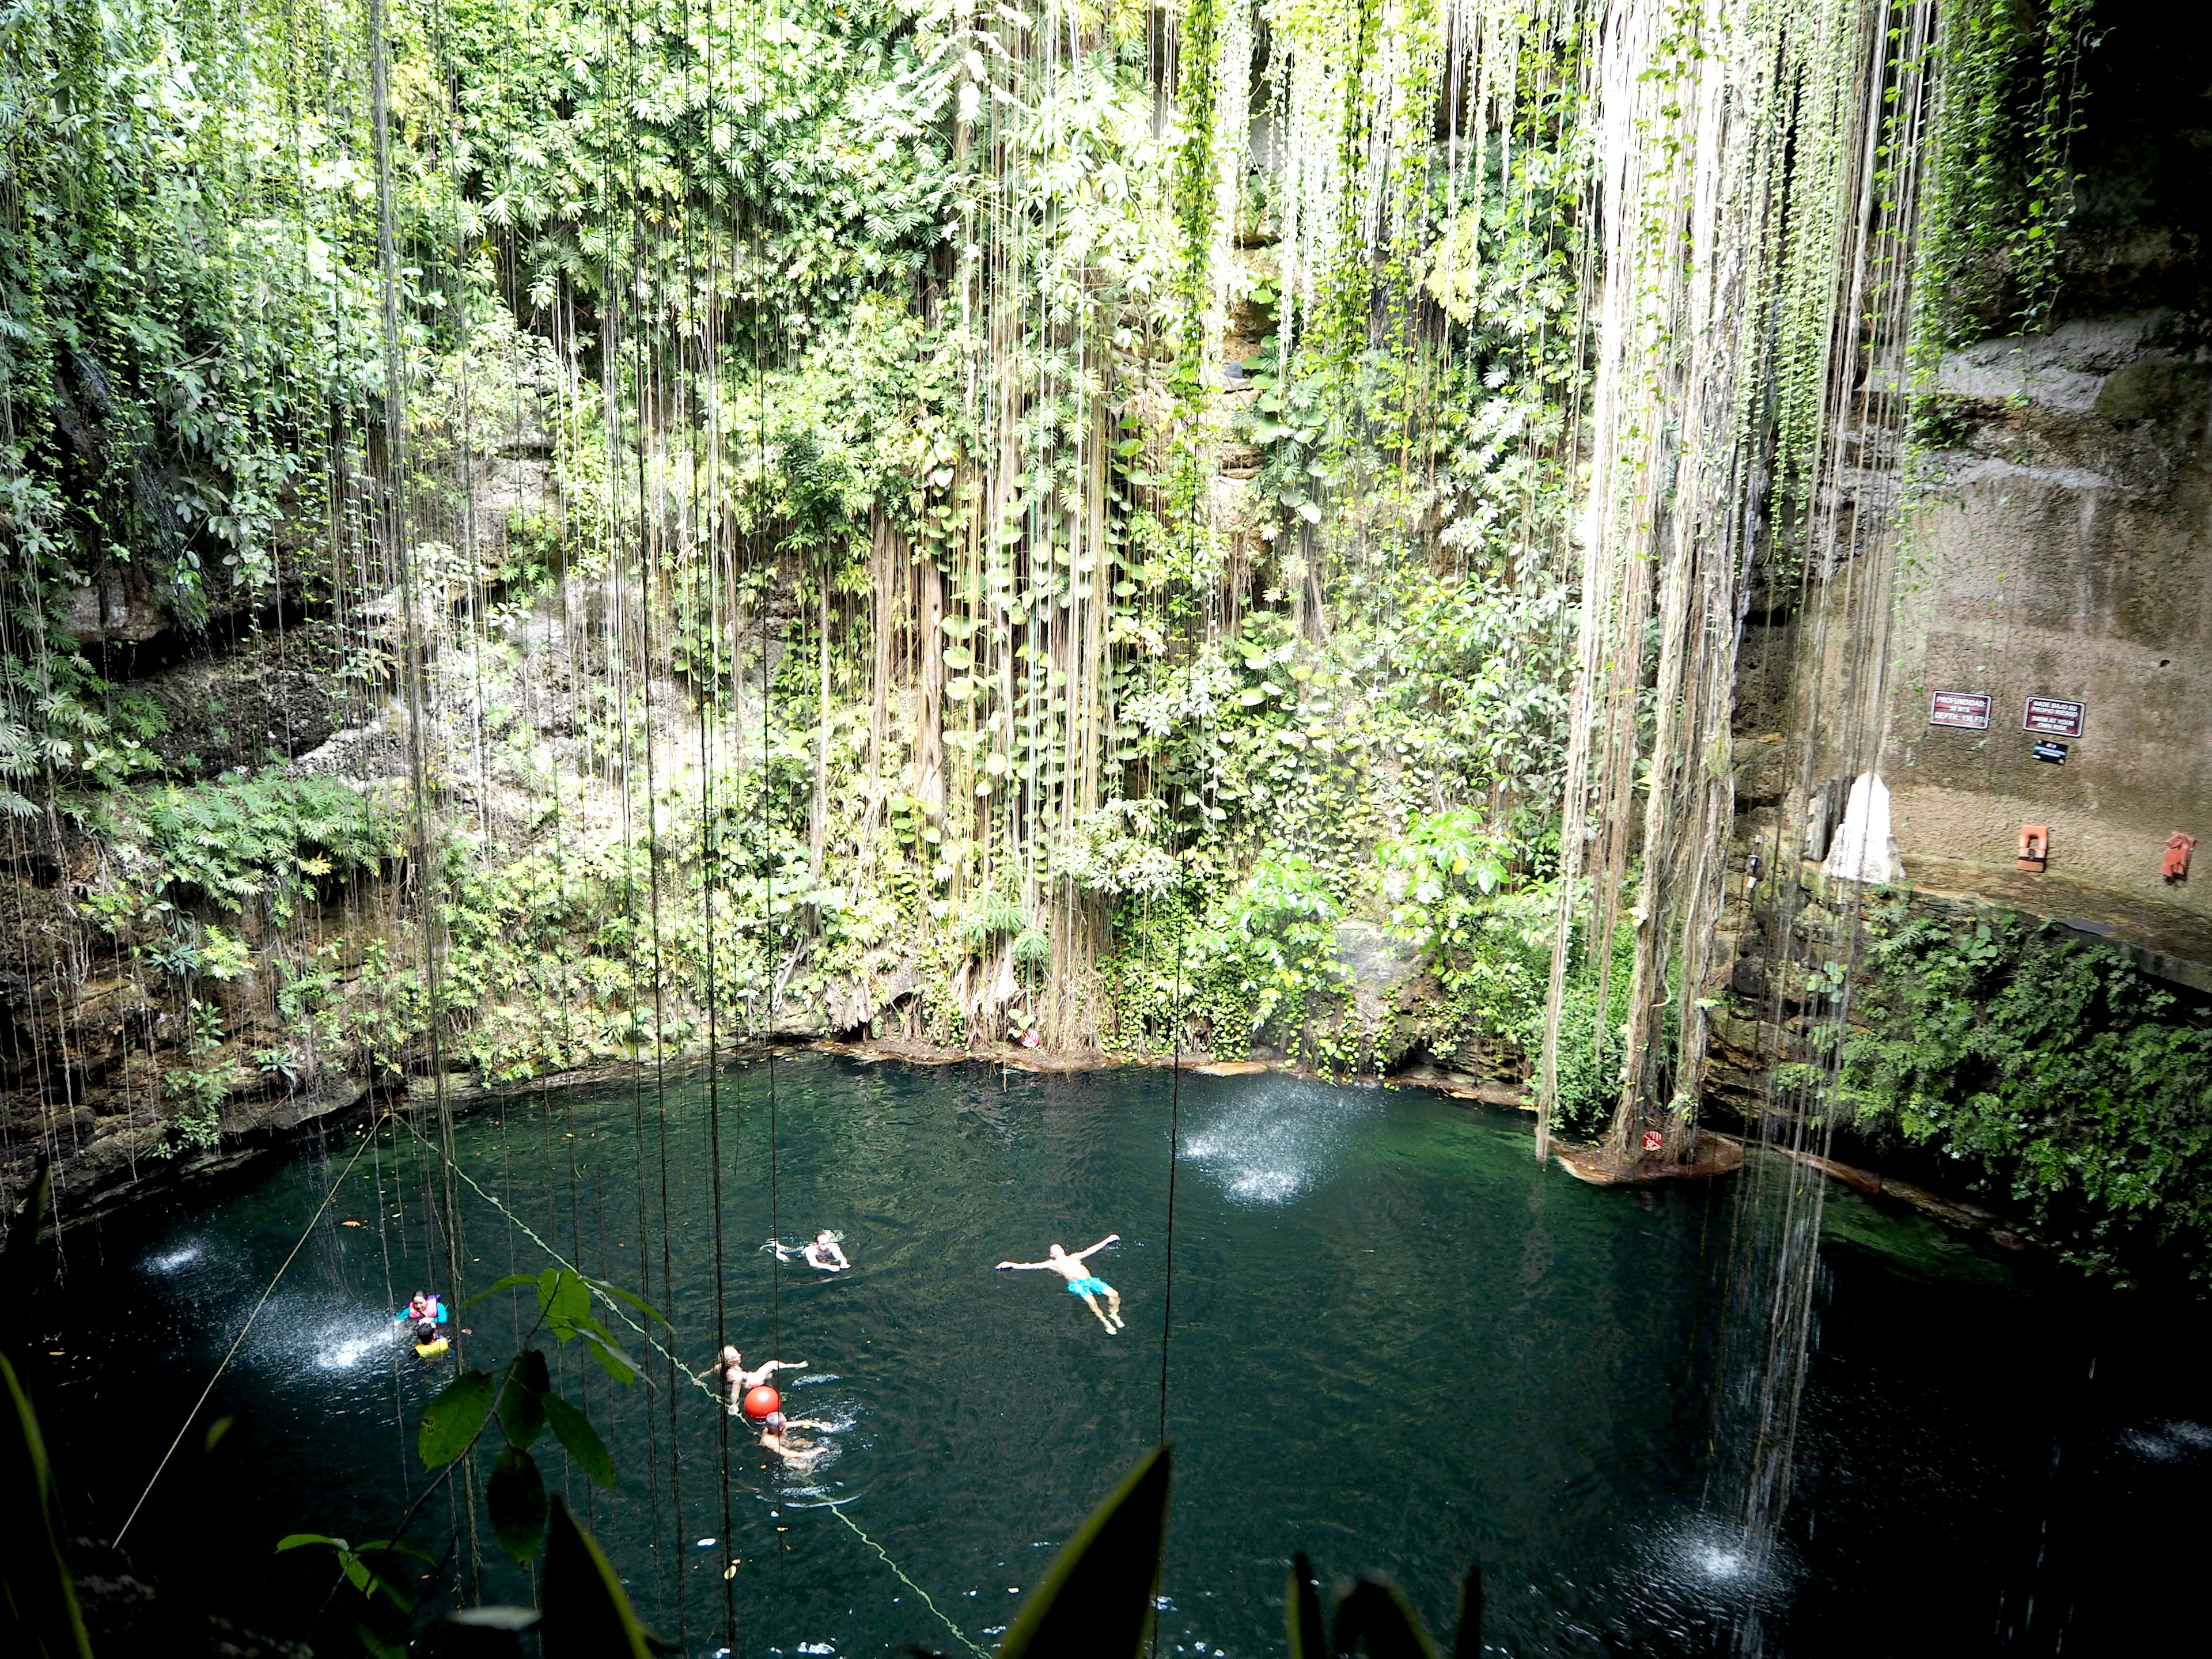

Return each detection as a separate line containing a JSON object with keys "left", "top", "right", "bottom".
{"left": 113, "top": 1112, "right": 388, "bottom": 1547}
{"left": 388, "top": 1112, "right": 990, "bottom": 1659}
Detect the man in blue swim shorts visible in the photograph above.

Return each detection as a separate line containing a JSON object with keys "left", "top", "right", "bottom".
{"left": 995, "top": 1233, "right": 1124, "bottom": 1332}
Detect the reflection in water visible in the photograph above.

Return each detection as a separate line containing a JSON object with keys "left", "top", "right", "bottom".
{"left": 1182, "top": 1078, "right": 1373, "bottom": 1205}
{"left": 144, "top": 1244, "right": 203, "bottom": 1274}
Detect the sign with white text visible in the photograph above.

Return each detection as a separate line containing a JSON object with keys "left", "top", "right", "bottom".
{"left": 1929, "top": 691, "right": 1993, "bottom": 730}
{"left": 2024, "top": 697, "right": 2087, "bottom": 738}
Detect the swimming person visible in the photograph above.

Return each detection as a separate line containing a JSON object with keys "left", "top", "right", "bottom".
{"left": 412, "top": 1320, "right": 449, "bottom": 1360}
{"left": 764, "top": 1230, "right": 850, "bottom": 1272}
{"left": 758, "top": 1410, "right": 834, "bottom": 1465}
{"left": 698, "top": 1345, "right": 807, "bottom": 1411}
{"left": 397, "top": 1290, "right": 444, "bottom": 1327}
{"left": 995, "top": 1234, "right": 1124, "bottom": 1332}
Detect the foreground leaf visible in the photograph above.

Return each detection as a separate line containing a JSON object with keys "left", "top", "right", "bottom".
{"left": 1285, "top": 1552, "right": 1326, "bottom": 1659}
{"left": 1452, "top": 1563, "right": 1482, "bottom": 1659}
{"left": 1331, "top": 1577, "right": 1442, "bottom": 1659}
{"left": 418, "top": 1370, "right": 495, "bottom": 1469}
{"left": 498, "top": 1350, "right": 550, "bottom": 1449}
{"left": 997, "top": 1443, "right": 1171, "bottom": 1659}
{"left": 487, "top": 1447, "right": 550, "bottom": 1564}
{"left": 539, "top": 1496, "right": 658, "bottom": 1659}
{"left": 544, "top": 1391, "right": 615, "bottom": 1488}
{"left": 463, "top": 1273, "right": 543, "bottom": 1310}
{"left": 0, "top": 1351, "right": 94, "bottom": 1659}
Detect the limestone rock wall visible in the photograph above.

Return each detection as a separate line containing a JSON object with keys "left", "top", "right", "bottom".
{"left": 1884, "top": 313, "right": 2211, "bottom": 914}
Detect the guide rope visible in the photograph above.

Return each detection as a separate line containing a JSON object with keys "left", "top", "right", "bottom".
{"left": 389, "top": 1112, "right": 988, "bottom": 1659}
{"left": 114, "top": 1113, "right": 388, "bottom": 1547}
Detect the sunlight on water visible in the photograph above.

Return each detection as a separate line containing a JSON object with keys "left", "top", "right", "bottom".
{"left": 1639, "top": 1516, "right": 1801, "bottom": 1616}
{"left": 143, "top": 1244, "right": 203, "bottom": 1273}
{"left": 1182, "top": 1079, "right": 1374, "bottom": 1206}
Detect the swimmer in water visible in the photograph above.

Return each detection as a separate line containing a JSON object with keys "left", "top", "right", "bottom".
{"left": 413, "top": 1320, "right": 449, "bottom": 1359}
{"left": 696, "top": 1345, "right": 806, "bottom": 1412}
{"left": 764, "top": 1230, "right": 850, "bottom": 1272}
{"left": 759, "top": 1410, "right": 834, "bottom": 1465}
{"left": 398, "top": 1290, "right": 443, "bottom": 1327}
{"left": 995, "top": 1234, "right": 1123, "bottom": 1333}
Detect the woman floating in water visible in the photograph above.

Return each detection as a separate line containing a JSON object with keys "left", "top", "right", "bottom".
{"left": 759, "top": 1410, "right": 835, "bottom": 1466}
{"left": 698, "top": 1346, "right": 807, "bottom": 1413}
{"left": 395, "top": 1290, "right": 446, "bottom": 1327}
{"left": 995, "top": 1233, "right": 1124, "bottom": 1333}
{"left": 764, "top": 1230, "right": 850, "bottom": 1272}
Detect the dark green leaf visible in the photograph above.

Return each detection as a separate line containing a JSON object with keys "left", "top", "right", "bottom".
{"left": 499, "top": 1350, "right": 550, "bottom": 1449}
{"left": 463, "top": 1272, "right": 543, "bottom": 1310}
{"left": 588, "top": 1279, "right": 672, "bottom": 1328}
{"left": 1331, "top": 1577, "right": 1442, "bottom": 1659}
{"left": 0, "top": 1350, "right": 95, "bottom": 1659}
{"left": 1452, "top": 1563, "right": 1482, "bottom": 1659}
{"left": 540, "top": 1267, "right": 592, "bottom": 1325}
{"left": 1286, "top": 1552, "right": 1327, "bottom": 1659}
{"left": 418, "top": 1369, "right": 495, "bottom": 1469}
{"left": 357, "top": 1539, "right": 436, "bottom": 1565}
{"left": 487, "top": 1447, "right": 550, "bottom": 1565}
{"left": 570, "top": 1320, "right": 637, "bottom": 1385}
{"left": 997, "top": 1444, "right": 1171, "bottom": 1659}
{"left": 276, "top": 1533, "right": 346, "bottom": 1552}
{"left": 357, "top": 1620, "right": 408, "bottom": 1659}
{"left": 544, "top": 1391, "right": 615, "bottom": 1487}
{"left": 203, "top": 1414, "right": 236, "bottom": 1456}
{"left": 539, "top": 1496, "right": 660, "bottom": 1659}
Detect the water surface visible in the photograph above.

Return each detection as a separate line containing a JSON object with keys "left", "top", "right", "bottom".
{"left": 31, "top": 1055, "right": 2211, "bottom": 1656}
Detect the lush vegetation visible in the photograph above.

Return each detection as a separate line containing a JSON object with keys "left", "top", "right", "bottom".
{"left": 2, "top": 0, "right": 2158, "bottom": 1226}
{"left": 1842, "top": 909, "right": 2212, "bottom": 1283}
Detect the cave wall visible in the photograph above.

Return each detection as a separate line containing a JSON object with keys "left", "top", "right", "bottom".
{"left": 1884, "top": 315, "right": 2211, "bottom": 913}
{"left": 1880, "top": 2, "right": 2212, "bottom": 926}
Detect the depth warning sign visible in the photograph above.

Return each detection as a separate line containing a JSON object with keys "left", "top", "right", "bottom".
{"left": 1929, "top": 691, "right": 1993, "bottom": 730}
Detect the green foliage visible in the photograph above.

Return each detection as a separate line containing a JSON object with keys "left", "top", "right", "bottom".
{"left": 158, "top": 1066, "right": 228, "bottom": 1156}
{"left": 85, "top": 773, "right": 403, "bottom": 925}
{"left": 1917, "top": 0, "right": 2093, "bottom": 350}
{"left": 1841, "top": 909, "right": 2212, "bottom": 1281}
{"left": 291, "top": 1263, "right": 663, "bottom": 1658}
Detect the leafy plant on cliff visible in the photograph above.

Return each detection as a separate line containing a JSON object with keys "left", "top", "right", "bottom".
{"left": 1841, "top": 910, "right": 2212, "bottom": 1282}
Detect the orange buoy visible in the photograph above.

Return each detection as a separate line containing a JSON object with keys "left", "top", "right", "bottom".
{"left": 743, "top": 1385, "right": 780, "bottom": 1421}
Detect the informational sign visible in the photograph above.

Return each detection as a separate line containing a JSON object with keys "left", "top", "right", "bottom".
{"left": 2024, "top": 697, "right": 2086, "bottom": 738}
{"left": 2033, "top": 741, "right": 2068, "bottom": 764}
{"left": 1929, "top": 690, "right": 1993, "bottom": 729}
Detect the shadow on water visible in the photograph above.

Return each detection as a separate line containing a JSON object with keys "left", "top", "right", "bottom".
{"left": 24, "top": 1054, "right": 2212, "bottom": 1658}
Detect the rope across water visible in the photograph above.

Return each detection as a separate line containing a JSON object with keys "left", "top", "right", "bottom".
{"left": 388, "top": 1112, "right": 990, "bottom": 1659}
{"left": 115, "top": 1113, "right": 389, "bottom": 1547}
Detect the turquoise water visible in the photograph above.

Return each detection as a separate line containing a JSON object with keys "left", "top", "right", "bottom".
{"left": 30, "top": 1054, "right": 2212, "bottom": 1656}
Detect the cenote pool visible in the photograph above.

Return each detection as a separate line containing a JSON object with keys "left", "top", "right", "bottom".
{"left": 31, "top": 1055, "right": 2212, "bottom": 1657}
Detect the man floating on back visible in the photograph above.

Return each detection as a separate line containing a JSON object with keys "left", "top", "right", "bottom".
{"left": 995, "top": 1233, "right": 1124, "bottom": 1333}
